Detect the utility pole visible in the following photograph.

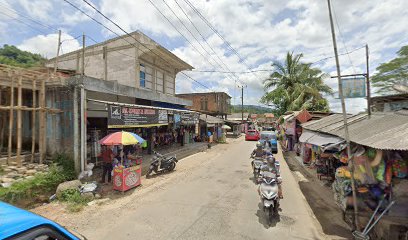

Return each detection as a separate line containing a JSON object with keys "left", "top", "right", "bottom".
{"left": 54, "top": 30, "right": 61, "bottom": 74}
{"left": 327, "top": 0, "right": 359, "bottom": 229}
{"left": 82, "top": 33, "right": 85, "bottom": 76}
{"left": 238, "top": 85, "right": 247, "bottom": 124}
{"left": 366, "top": 44, "right": 371, "bottom": 116}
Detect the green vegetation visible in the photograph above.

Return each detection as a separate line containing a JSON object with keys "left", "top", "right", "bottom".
{"left": 0, "top": 154, "right": 76, "bottom": 207}
{"left": 0, "top": 44, "right": 46, "bottom": 68}
{"left": 261, "top": 52, "right": 333, "bottom": 116}
{"left": 372, "top": 45, "right": 408, "bottom": 93}
{"left": 59, "top": 189, "right": 90, "bottom": 212}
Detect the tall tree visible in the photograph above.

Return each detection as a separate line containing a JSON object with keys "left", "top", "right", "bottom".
{"left": 261, "top": 52, "right": 333, "bottom": 116}
{"left": 372, "top": 45, "right": 408, "bottom": 93}
{"left": 0, "top": 44, "right": 46, "bottom": 68}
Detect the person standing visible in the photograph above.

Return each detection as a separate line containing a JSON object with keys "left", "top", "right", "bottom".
{"left": 101, "top": 145, "right": 114, "bottom": 183}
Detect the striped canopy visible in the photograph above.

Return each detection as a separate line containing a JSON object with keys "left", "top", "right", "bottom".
{"left": 99, "top": 131, "right": 145, "bottom": 146}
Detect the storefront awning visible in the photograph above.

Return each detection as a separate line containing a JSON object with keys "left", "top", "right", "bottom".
{"left": 199, "top": 115, "right": 224, "bottom": 124}
{"left": 299, "top": 130, "right": 346, "bottom": 152}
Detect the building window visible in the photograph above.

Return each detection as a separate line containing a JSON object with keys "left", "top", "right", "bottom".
{"left": 140, "top": 64, "right": 146, "bottom": 88}
{"left": 200, "top": 97, "right": 208, "bottom": 111}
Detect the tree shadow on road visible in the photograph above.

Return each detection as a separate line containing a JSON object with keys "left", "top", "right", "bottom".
{"left": 256, "top": 202, "right": 281, "bottom": 229}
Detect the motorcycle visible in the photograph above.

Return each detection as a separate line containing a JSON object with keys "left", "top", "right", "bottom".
{"left": 251, "top": 156, "right": 264, "bottom": 184}
{"left": 146, "top": 151, "right": 178, "bottom": 178}
{"left": 259, "top": 171, "right": 281, "bottom": 225}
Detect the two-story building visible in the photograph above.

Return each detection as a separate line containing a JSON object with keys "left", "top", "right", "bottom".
{"left": 45, "top": 31, "right": 199, "bottom": 171}
{"left": 176, "top": 92, "right": 231, "bottom": 119}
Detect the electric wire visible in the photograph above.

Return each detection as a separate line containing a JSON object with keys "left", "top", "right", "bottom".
{"left": 331, "top": 1, "right": 357, "bottom": 74}
{"left": 171, "top": 0, "right": 243, "bottom": 85}
{"left": 63, "top": 0, "right": 211, "bottom": 90}
{"left": 0, "top": 2, "right": 58, "bottom": 32}
{"left": 182, "top": 0, "right": 261, "bottom": 81}
{"left": 0, "top": 11, "right": 51, "bottom": 35}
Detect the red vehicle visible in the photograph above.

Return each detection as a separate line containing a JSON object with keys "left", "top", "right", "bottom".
{"left": 245, "top": 130, "right": 260, "bottom": 141}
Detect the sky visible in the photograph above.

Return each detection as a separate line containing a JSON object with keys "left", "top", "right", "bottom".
{"left": 1, "top": 0, "right": 407, "bottom": 113}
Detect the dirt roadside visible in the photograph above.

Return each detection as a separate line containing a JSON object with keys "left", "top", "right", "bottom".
{"left": 283, "top": 152, "right": 353, "bottom": 239}
{"left": 31, "top": 138, "right": 240, "bottom": 230}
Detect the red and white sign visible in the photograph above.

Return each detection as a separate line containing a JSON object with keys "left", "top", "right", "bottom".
{"left": 113, "top": 165, "right": 141, "bottom": 192}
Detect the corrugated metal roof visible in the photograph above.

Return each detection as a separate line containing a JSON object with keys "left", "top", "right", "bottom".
{"left": 302, "top": 111, "right": 408, "bottom": 150}
{"left": 199, "top": 115, "right": 224, "bottom": 124}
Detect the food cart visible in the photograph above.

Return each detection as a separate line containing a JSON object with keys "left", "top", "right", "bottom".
{"left": 99, "top": 131, "right": 145, "bottom": 192}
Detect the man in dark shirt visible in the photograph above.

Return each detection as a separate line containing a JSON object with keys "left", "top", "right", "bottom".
{"left": 101, "top": 146, "right": 114, "bottom": 183}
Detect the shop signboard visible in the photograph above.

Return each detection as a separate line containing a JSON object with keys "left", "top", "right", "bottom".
{"left": 108, "top": 104, "right": 168, "bottom": 128}
{"left": 180, "top": 112, "right": 199, "bottom": 125}
{"left": 340, "top": 77, "right": 366, "bottom": 98}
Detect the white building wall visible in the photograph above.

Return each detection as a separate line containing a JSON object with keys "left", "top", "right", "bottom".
{"left": 48, "top": 33, "right": 183, "bottom": 96}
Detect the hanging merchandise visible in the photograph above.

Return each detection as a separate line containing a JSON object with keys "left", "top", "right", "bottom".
{"left": 354, "top": 154, "right": 376, "bottom": 184}
{"left": 370, "top": 149, "right": 383, "bottom": 167}
{"left": 339, "top": 150, "right": 348, "bottom": 164}
{"left": 374, "top": 159, "right": 386, "bottom": 182}
{"left": 336, "top": 166, "right": 352, "bottom": 179}
{"left": 390, "top": 152, "right": 408, "bottom": 178}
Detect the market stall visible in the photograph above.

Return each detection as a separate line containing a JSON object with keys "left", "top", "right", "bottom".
{"left": 99, "top": 131, "right": 145, "bottom": 192}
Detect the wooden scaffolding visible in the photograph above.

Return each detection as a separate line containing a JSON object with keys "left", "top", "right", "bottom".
{"left": 0, "top": 64, "right": 63, "bottom": 167}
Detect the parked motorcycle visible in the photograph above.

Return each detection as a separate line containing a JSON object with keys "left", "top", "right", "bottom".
{"left": 258, "top": 171, "right": 280, "bottom": 225}
{"left": 251, "top": 156, "right": 264, "bottom": 184}
{"left": 146, "top": 151, "right": 177, "bottom": 178}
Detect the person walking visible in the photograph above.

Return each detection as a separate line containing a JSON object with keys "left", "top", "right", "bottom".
{"left": 101, "top": 145, "right": 114, "bottom": 183}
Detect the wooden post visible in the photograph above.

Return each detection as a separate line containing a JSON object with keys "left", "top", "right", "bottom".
{"left": 31, "top": 79, "right": 36, "bottom": 162}
{"left": 0, "top": 87, "right": 3, "bottom": 154}
{"left": 7, "top": 72, "right": 14, "bottom": 165}
{"left": 103, "top": 46, "right": 108, "bottom": 81}
{"left": 16, "top": 74, "right": 22, "bottom": 167}
{"left": 366, "top": 44, "right": 371, "bottom": 116}
{"left": 54, "top": 30, "right": 62, "bottom": 74}
{"left": 39, "top": 78, "right": 46, "bottom": 163}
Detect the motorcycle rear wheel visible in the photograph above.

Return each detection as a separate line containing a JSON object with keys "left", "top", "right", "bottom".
{"left": 146, "top": 168, "right": 154, "bottom": 178}
{"left": 168, "top": 161, "right": 176, "bottom": 171}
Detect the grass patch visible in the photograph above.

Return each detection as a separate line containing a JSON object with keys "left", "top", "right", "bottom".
{"left": 0, "top": 153, "right": 77, "bottom": 208}
{"left": 59, "top": 189, "right": 90, "bottom": 212}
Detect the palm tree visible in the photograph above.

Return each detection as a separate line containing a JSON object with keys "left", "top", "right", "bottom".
{"left": 261, "top": 52, "right": 333, "bottom": 115}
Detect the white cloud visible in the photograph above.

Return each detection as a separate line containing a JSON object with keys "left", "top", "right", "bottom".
{"left": 18, "top": 33, "right": 81, "bottom": 58}
{"left": 3, "top": 0, "right": 407, "bottom": 113}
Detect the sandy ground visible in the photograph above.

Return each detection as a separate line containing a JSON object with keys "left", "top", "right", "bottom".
{"left": 33, "top": 137, "right": 344, "bottom": 239}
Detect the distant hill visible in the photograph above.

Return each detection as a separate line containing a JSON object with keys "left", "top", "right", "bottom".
{"left": 231, "top": 105, "right": 275, "bottom": 114}
{"left": 0, "top": 45, "right": 46, "bottom": 68}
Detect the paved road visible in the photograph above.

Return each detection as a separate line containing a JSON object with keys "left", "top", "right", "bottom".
{"left": 69, "top": 138, "right": 334, "bottom": 239}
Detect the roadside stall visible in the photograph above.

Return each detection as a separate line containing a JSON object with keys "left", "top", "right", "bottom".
{"left": 99, "top": 131, "right": 145, "bottom": 192}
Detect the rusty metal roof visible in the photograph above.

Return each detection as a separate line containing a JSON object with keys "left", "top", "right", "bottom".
{"left": 302, "top": 111, "right": 408, "bottom": 150}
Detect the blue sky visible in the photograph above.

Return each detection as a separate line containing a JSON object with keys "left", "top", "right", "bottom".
{"left": 1, "top": 0, "right": 407, "bottom": 113}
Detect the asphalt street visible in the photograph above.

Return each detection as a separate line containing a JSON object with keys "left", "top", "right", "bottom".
{"left": 69, "top": 138, "right": 338, "bottom": 240}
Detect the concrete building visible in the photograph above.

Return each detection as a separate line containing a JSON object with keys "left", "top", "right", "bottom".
{"left": 176, "top": 92, "right": 231, "bottom": 118}
{"left": 370, "top": 93, "right": 408, "bottom": 112}
{"left": 43, "top": 31, "right": 198, "bottom": 172}
{"left": 48, "top": 31, "right": 192, "bottom": 96}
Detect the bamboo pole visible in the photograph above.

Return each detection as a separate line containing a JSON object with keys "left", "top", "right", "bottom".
{"left": 16, "top": 74, "right": 22, "bottom": 167}
{"left": 31, "top": 79, "right": 36, "bottom": 162}
{"left": 39, "top": 78, "right": 45, "bottom": 164}
{"left": 0, "top": 87, "right": 4, "bottom": 154}
{"left": 7, "top": 72, "right": 14, "bottom": 165}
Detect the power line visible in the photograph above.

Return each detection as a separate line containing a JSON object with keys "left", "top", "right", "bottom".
{"left": 144, "top": 0, "right": 227, "bottom": 77}
{"left": 310, "top": 45, "right": 365, "bottom": 65}
{"left": 191, "top": 46, "right": 366, "bottom": 74}
{"left": 0, "top": 2, "right": 58, "bottom": 32}
{"left": 172, "top": 0, "right": 243, "bottom": 85}
{"left": 182, "top": 0, "right": 260, "bottom": 81}
{"left": 0, "top": 11, "right": 51, "bottom": 35}
{"left": 331, "top": 1, "right": 357, "bottom": 74}
{"left": 63, "top": 0, "right": 211, "bottom": 90}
